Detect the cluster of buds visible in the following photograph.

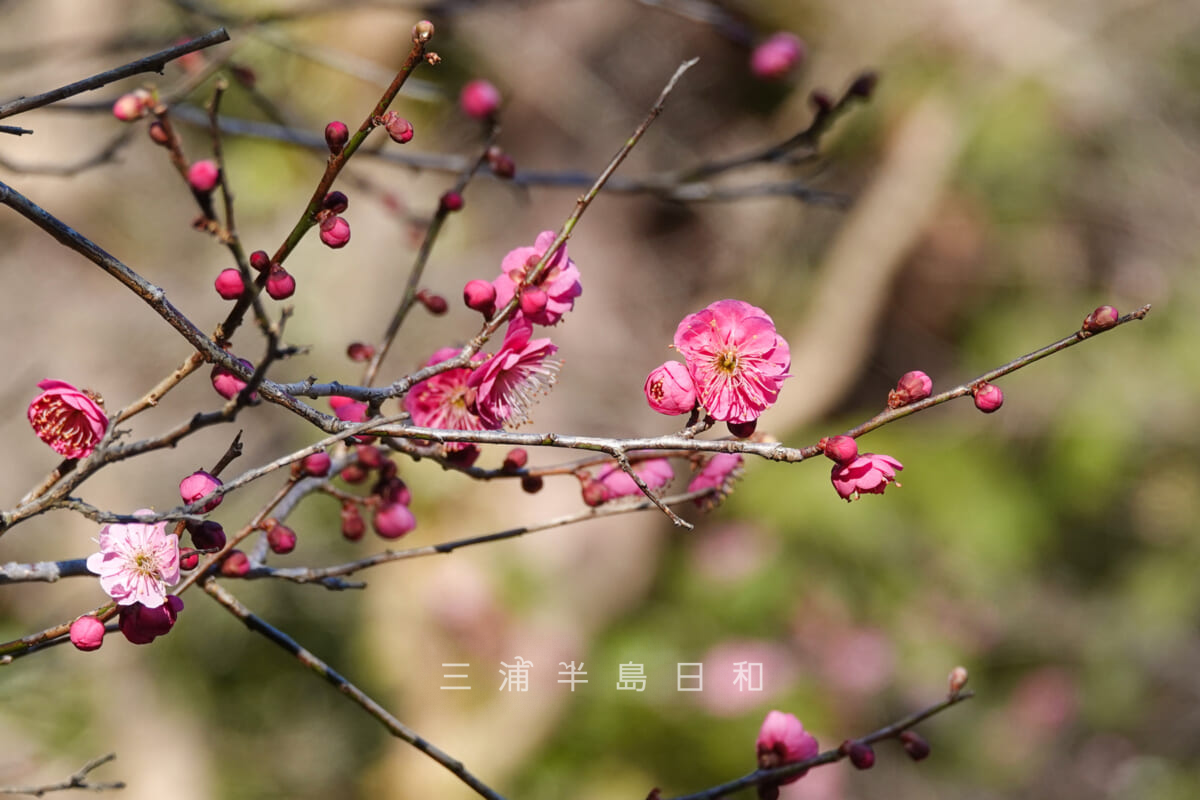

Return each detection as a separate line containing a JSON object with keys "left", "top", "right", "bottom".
{"left": 338, "top": 445, "right": 417, "bottom": 540}
{"left": 317, "top": 190, "right": 351, "bottom": 249}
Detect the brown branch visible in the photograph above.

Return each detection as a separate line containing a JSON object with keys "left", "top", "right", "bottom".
{"left": 0, "top": 752, "right": 124, "bottom": 796}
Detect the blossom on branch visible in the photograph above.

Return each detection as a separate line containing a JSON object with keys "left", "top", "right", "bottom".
{"left": 830, "top": 453, "right": 903, "bottom": 501}
{"left": 27, "top": 379, "right": 108, "bottom": 459}
{"left": 467, "top": 315, "right": 561, "bottom": 429}
{"left": 756, "top": 710, "right": 819, "bottom": 782}
{"left": 492, "top": 230, "right": 581, "bottom": 326}
{"left": 672, "top": 300, "right": 791, "bottom": 424}
{"left": 86, "top": 513, "right": 181, "bottom": 608}
{"left": 591, "top": 458, "right": 674, "bottom": 501}
{"left": 687, "top": 452, "right": 744, "bottom": 509}
{"left": 405, "top": 347, "right": 487, "bottom": 452}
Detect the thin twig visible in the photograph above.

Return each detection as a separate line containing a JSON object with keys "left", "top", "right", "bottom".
{"left": 0, "top": 752, "right": 124, "bottom": 796}
{"left": 0, "top": 28, "right": 230, "bottom": 119}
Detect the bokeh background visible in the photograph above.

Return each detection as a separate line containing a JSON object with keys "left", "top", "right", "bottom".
{"left": 2, "top": 0, "right": 1199, "bottom": 798}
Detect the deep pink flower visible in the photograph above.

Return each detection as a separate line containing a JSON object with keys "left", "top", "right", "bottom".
{"left": 592, "top": 458, "right": 674, "bottom": 501}
{"left": 210, "top": 358, "right": 257, "bottom": 401}
{"left": 673, "top": 300, "right": 791, "bottom": 424}
{"left": 467, "top": 315, "right": 560, "bottom": 429}
{"left": 179, "top": 470, "right": 223, "bottom": 512}
{"left": 330, "top": 395, "right": 368, "bottom": 423}
{"left": 830, "top": 453, "right": 903, "bottom": 501}
{"left": 687, "top": 452, "right": 743, "bottom": 508}
{"left": 86, "top": 512, "right": 181, "bottom": 608}
{"left": 756, "top": 710, "right": 819, "bottom": 782}
{"left": 69, "top": 616, "right": 106, "bottom": 652}
{"left": 374, "top": 502, "right": 416, "bottom": 539}
{"left": 119, "top": 595, "right": 183, "bottom": 645}
{"left": 460, "top": 79, "right": 501, "bottom": 120}
{"left": 492, "top": 231, "right": 581, "bottom": 326}
{"left": 644, "top": 361, "right": 697, "bottom": 416}
{"left": 27, "top": 379, "right": 108, "bottom": 459}
{"left": 404, "top": 347, "right": 487, "bottom": 451}
{"left": 751, "top": 33, "right": 806, "bottom": 80}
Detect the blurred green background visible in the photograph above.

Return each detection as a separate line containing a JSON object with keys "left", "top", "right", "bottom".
{"left": 1, "top": 0, "right": 1198, "bottom": 798}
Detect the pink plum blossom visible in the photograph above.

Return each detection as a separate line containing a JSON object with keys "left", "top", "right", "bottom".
{"left": 673, "top": 300, "right": 790, "bottom": 424}
{"left": 492, "top": 231, "right": 581, "bottom": 326}
{"left": 86, "top": 513, "right": 181, "bottom": 608}
{"left": 27, "top": 379, "right": 108, "bottom": 459}
{"left": 756, "top": 710, "right": 819, "bottom": 782}
{"left": 830, "top": 453, "right": 903, "bottom": 501}
{"left": 687, "top": 452, "right": 743, "bottom": 508}
{"left": 592, "top": 458, "right": 674, "bottom": 501}
{"left": 404, "top": 347, "right": 487, "bottom": 452}
{"left": 179, "top": 470, "right": 223, "bottom": 512}
{"left": 644, "top": 360, "right": 697, "bottom": 416}
{"left": 467, "top": 315, "right": 560, "bottom": 429}
{"left": 119, "top": 595, "right": 183, "bottom": 644}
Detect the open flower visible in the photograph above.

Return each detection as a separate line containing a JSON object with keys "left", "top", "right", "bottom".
{"left": 756, "top": 710, "right": 819, "bottom": 783}
{"left": 86, "top": 512, "right": 180, "bottom": 608}
{"left": 27, "top": 380, "right": 108, "bottom": 459}
{"left": 687, "top": 452, "right": 744, "bottom": 509}
{"left": 404, "top": 347, "right": 487, "bottom": 452}
{"left": 467, "top": 315, "right": 560, "bottom": 429}
{"left": 492, "top": 231, "right": 582, "bottom": 326}
{"left": 592, "top": 458, "right": 674, "bottom": 501}
{"left": 673, "top": 300, "right": 790, "bottom": 424}
{"left": 830, "top": 453, "right": 903, "bottom": 501}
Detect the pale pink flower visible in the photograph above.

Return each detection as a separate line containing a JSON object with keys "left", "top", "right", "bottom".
{"left": 644, "top": 360, "right": 697, "bottom": 416}
{"left": 830, "top": 453, "right": 903, "bottom": 501}
{"left": 673, "top": 300, "right": 790, "bottom": 424}
{"left": 119, "top": 596, "right": 184, "bottom": 645}
{"left": 467, "top": 315, "right": 561, "bottom": 429}
{"left": 86, "top": 512, "right": 181, "bottom": 608}
{"left": 756, "top": 710, "right": 819, "bottom": 782}
{"left": 492, "top": 231, "right": 582, "bottom": 326}
{"left": 592, "top": 458, "right": 674, "bottom": 501}
{"left": 27, "top": 380, "right": 108, "bottom": 459}
{"left": 404, "top": 347, "right": 487, "bottom": 451}
{"left": 687, "top": 452, "right": 743, "bottom": 508}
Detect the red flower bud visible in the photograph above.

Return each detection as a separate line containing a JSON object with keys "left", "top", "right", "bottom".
{"left": 463, "top": 279, "right": 496, "bottom": 315}
{"left": 220, "top": 550, "right": 251, "bottom": 577}
{"left": 267, "top": 524, "right": 297, "bottom": 554}
{"left": 320, "top": 215, "right": 351, "bottom": 248}
{"left": 322, "top": 190, "right": 349, "bottom": 214}
{"left": 249, "top": 250, "right": 272, "bottom": 272}
{"left": 973, "top": 382, "right": 1004, "bottom": 413}
{"left": 325, "top": 120, "right": 349, "bottom": 154}
{"left": 1083, "top": 305, "right": 1119, "bottom": 332}
{"left": 265, "top": 265, "right": 296, "bottom": 300}
{"left": 522, "top": 475, "right": 544, "bottom": 494}
{"left": 727, "top": 419, "right": 757, "bottom": 439}
{"left": 70, "top": 615, "right": 106, "bottom": 651}
{"left": 821, "top": 435, "right": 858, "bottom": 465}
{"left": 439, "top": 191, "right": 464, "bottom": 213}
{"left": 214, "top": 268, "right": 245, "bottom": 300}
{"left": 900, "top": 731, "right": 930, "bottom": 761}
{"left": 460, "top": 79, "right": 501, "bottom": 120}
{"left": 301, "top": 451, "right": 332, "bottom": 477}
{"left": 347, "top": 342, "right": 376, "bottom": 362}
{"left": 502, "top": 448, "right": 528, "bottom": 472}
{"left": 187, "top": 160, "right": 219, "bottom": 193}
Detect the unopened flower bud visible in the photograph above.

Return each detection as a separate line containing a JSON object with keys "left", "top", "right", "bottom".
{"left": 889, "top": 370, "right": 933, "bottom": 408}
{"left": 1083, "top": 305, "right": 1119, "bottom": 333}
{"left": 267, "top": 523, "right": 297, "bottom": 554}
{"left": 519, "top": 287, "right": 548, "bottom": 317}
{"left": 211, "top": 358, "right": 256, "bottom": 401}
{"left": 355, "top": 444, "right": 384, "bottom": 470}
{"left": 301, "top": 451, "right": 332, "bottom": 477}
{"left": 848, "top": 71, "right": 879, "bottom": 99}
{"left": 412, "top": 20, "right": 435, "bottom": 42}
{"left": 188, "top": 520, "right": 227, "bottom": 551}
{"left": 319, "top": 215, "right": 351, "bottom": 248}
{"left": 460, "top": 79, "right": 501, "bottom": 120}
{"left": 842, "top": 740, "right": 875, "bottom": 770}
{"left": 148, "top": 120, "right": 170, "bottom": 145}
{"left": 322, "top": 190, "right": 349, "bottom": 214}
{"left": 463, "top": 279, "right": 496, "bottom": 315}
{"left": 821, "top": 435, "right": 858, "bottom": 465}
{"left": 751, "top": 32, "right": 806, "bottom": 80}
{"left": 180, "top": 549, "right": 200, "bottom": 570}
{"left": 249, "top": 250, "right": 272, "bottom": 272}
{"left": 214, "top": 268, "right": 245, "bottom": 300}
{"left": 425, "top": 52, "right": 441, "bottom": 66}
{"left": 341, "top": 344, "right": 373, "bottom": 364}
{"left": 338, "top": 503, "right": 364, "bottom": 541}
{"left": 220, "top": 549, "right": 251, "bottom": 577}
{"left": 973, "top": 382, "right": 1004, "bottom": 413}
{"left": 340, "top": 463, "right": 368, "bottom": 484}
{"left": 187, "top": 160, "right": 220, "bottom": 193}
{"left": 112, "top": 92, "right": 147, "bottom": 122}
{"left": 900, "top": 731, "right": 930, "bottom": 761}
{"left": 439, "top": 191, "right": 464, "bottom": 213}
{"left": 582, "top": 480, "right": 607, "bottom": 506}
{"left": 644, "top": 361, "right": 697, "bottom": 416}
{"left": 417, "top": 290, "right": 448, "bottom": 315}
{"left": 487, "top": 146, "right": 516, "bottom": 179}
{"left": 265, "top": 264, "right": 296, "bottom": 300}
{"left": 325, "top": 120, "right": 349, "bottom": 154}
{"left": 445, "top": 444, "right": 481, "bottom": 468}
{"left": 522, "top": 475, "right": 544, "bottom": 494}
{"left": 385, "top": 114, "right": 414, "bottom": 144}
{"left": 949, "top": 666, "right": 969, "bottom": 695}
{"left": 70, "top": 616, "right": 106, "bottom": 652}
{"left": 180, "top": 470, "right": 223, "bottom": 512}
{"left": 502, "top": 448, "right": 528, "bottom": 472}
{"left": 727, "top": 419, "right": 757, "bottom": 439}
{"left": 374, "top": 502, "right": 416, "bottom": 539}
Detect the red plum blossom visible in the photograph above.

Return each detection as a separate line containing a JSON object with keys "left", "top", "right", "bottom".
{"left": 467, "top": 315, "right": 560, "bottom": 429}
{"left": 830, "top": 453, "right": 903, "bottom": 501}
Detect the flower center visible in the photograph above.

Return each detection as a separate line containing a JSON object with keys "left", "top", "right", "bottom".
{"left": 717, "top": 350, "right": 740, "bottom": 374}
